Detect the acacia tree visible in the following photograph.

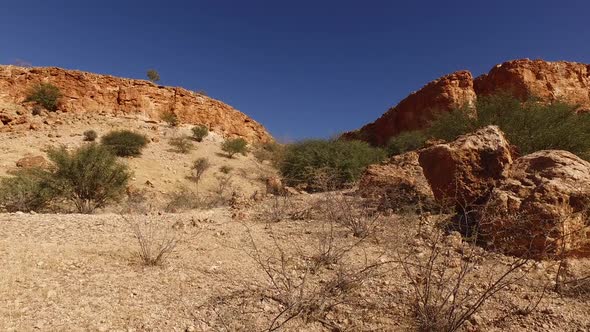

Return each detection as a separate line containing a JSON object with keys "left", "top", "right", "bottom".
{"left": 147, "top": 69, "right": 160, "bottom": 83}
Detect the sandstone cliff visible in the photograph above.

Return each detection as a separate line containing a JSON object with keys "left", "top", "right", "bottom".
{"left": 342, "top": 71, "right": 475, "bottom": 146}
{"left": 344, "top": 59, "right": 590, "bottom": 146}
{"left": 0, "top": 66, "right": 272, "bottom": 143}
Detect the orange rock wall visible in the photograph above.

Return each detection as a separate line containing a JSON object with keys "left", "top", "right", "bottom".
{"left": 0, "top": 66, "right": 272, "bottom": 143}
{"left": 344, "top": 59, "right": 590, "bottom": 146}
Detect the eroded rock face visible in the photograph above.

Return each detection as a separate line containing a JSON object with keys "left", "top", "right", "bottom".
{"left": 344, "top": 59, "right": 590, "bottom": 146}
{"left": 418, "top": 126, "right": 513, "bottom": 207}
{"left": 342, "top": 71, "right": 476, "bottom": 146}
{"left": 480, "top": 150, "right": 590, "bottom": 258}
{"left": 0, "top": 66, "right": 272, "bottom": 143}
{"left": 357, "top": 151, "right": 434, "bottom": 211}
{"left": 474, "top": 59, "right": 590, "bottom": 111}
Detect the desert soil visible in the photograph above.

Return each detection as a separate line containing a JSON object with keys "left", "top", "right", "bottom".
{"left": 1, "top": 115, "right": 590, "bottom": 331}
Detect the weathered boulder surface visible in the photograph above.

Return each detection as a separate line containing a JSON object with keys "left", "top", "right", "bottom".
{"left": 0, "top": 65, "right": 272, "bottom": 143}
{"left": 418, "top": 126, "right": 513, "bottom": 207}
{"left": 15, "top": 155, "right": 48, "bottom": 169}
{"left": 357, "top": 151, "right": 434, "bottom": 210}
{"left": 344, "top": 59, "right": 590, "bottom": 146}
{"left": 342, "top": 71, "right": 476, "bottom": 146}
{"left": 480, "top": 150, "right": 590, "bottom": 258}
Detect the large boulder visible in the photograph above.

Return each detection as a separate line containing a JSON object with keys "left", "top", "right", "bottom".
{"left": 16, "top": 155, "right": 48, "bottom": 168}
{"left": 418, "top": 126, "right": 513, "bottom": 207}
{"left": 357, "top": 151, "right": 434, "bottom": 210}
{"left": 479, "top": 150, "right": 590, "bottom": 258}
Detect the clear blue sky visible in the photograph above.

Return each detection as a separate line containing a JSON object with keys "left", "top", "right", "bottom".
{"left": 2, "top": 1, "right": 590, "bottom": 141}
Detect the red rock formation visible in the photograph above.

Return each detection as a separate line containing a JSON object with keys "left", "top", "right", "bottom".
{"left": 342, "top": 71, "right": 475, "bottom": 146}
{"left": 418, "top": 126, "right": 513, "bottom": 207}
{"left": 0, "top": 66, "right": 272, "bottom": 143}
{"left": 345, "top": 59, "right": 590, "bottom": 146}
{"left": 474, "top": 59, "right": 590, "bottom": 111}
{"left": 480, "top": 150, "right": 590, "bottom": 258}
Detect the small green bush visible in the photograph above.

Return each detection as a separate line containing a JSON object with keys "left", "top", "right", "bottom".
{"left": 280, "top": 140, "right": 386, "bottom": 191}
{"left": 101, "top": 130, "right": 149, "bottom": 157}
{"left": 25, "top": 83, "right": 62, "bottom": 112}
{"left": 219, "top": 165, "right": 233, "bottom": 174}
{"left": 253, "top": 141, "right": 285, "bottom": 167}
{"left": 221, "top": 138, "right": 248, "bottom": 158}
{"left": 47, "top": 144, "right": 131, "bottom": 213}
{"left": 0, "top": 168, "right": 55, "bottom": 212}
{"left": 83, "top": 130, "right": 98, "bottom": 142}
{"left": 169, "top": 136, "right": 193, "bottom": 154}
{"left": 161, "top": 111, "right": 179, "bottom": 127}
{"left": 147, "top": 69, "right": 160, "bottom": 83}
{"left": 426, "top": 104, "right": 475, "bottom": 142}
{"left": 191, "top": 125, "right": 209, "bottom": 142}
{"left": 387, "top": 131, "right": 427, "bottom": 156}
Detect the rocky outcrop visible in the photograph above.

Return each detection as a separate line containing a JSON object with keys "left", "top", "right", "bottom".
{"left": 474, "top": 59, "right": 590, "bottom": 111}
{"left": 418, "top": 126, "right": 513, "bottom": 207}
{"left": 342, "top": 71, "right": 476, "bottom": 146}
{"left": 480, "top": 150, "right": 590, "bottom": 258}
{"left": 0, "top": 65, "right": 272, "bottom": 143}
{"left": 357, "top": 151, "right": 434, "bottom": 210}
{"left": 344, "top": 59, "right": 590, "bottom": 146}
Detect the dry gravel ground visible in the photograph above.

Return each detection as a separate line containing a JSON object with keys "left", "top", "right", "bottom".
{"left": 1, "top": 193, "right": 590, "bottom": 331}
{"left": 2, "top": 114, "right": 590, "bottom": 331}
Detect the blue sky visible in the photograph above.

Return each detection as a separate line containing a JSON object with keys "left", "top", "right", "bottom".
{"left": 2, "top": 1, "right": 590, "bottom": 140}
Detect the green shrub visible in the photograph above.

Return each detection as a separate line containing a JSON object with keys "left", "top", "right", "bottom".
{"left": 161, "top": 111, "right": 179, "bottom": 127}
{"left": 83, "top": 130, "right": 98, "bottom": 142}
{"left": 280, "top": 140, "right": 386, "bottom": 191}
{"left": 147, "top": 69, "right": 160, "bottom": 83}
{"left": 253, "top": 141, "right": 285, "bottom": 167}
{"left": 219, "top": 165, "right": 233, "bottom": 174}
{"left": 387, "top": 130, "right": 427, "bottom": 156}
{"left": 169, "top": 136, "right": 193, "bottom": 154}
{"left": 0, "top": 168, "right": 55, "bottom": 212}
{"left": 47, "top": 144, "right": 131, "bottom": 213}
{"left": 426, "top": 104, "right": 475, "bottom": 142}
{"left": 101, "top": 130, "right": 149, "bottom": 157}
{"left": 424, "top": 93, "right": 590, "bottom": 159}
{"left": 221, "top": 138, "right": 248, "bottom": 158}
{"left": 25, "top": 83, "right": 62, "bottom": 111}
{"left": 191, "top": 125, "right": 209, "bottom": 142}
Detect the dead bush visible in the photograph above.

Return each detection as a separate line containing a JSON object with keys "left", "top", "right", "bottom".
{"left": 188, "top": 157, "right": 210, "bottom": 191}
{"left": 211, "top": 173, "right": 233, "bottom": 206}
{"left": 401, "top": 219, "right": 531, "bottom": 332}
{"left": 165, "top": 186, "right": 204, "bottom": 212}
{"left": 243, "top": 226, "right": 389, "bottom": 331}
{"left": 124, "top": 215, "right": 179, "bottom": 266}
{"left": 260, "top": 194, "right": 313, "bottom": 223}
